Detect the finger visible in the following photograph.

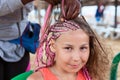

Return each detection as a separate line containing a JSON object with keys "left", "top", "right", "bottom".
{"left": 72, "top": 8, "right": 80, "bottom": 18}
{"left": 64, "top": 0, "right": 69, "bottom": 18}
{"left": 66, "top": 1, "right": 76, "bottom": 19}
{"left": 71, "top": 1, "right": 81, "bottom": 19}
{"left": 71, "top": 10, "right": 80, "bottom": 19}
{"left": 64, "top": 0, "right": 76, "bottom": 19}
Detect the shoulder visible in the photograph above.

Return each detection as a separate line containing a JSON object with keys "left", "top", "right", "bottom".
{"left": 27, "top": 71, "right": 44, "bottom": 80}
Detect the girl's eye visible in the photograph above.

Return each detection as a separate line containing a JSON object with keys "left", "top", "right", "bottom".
{"left": 64, "top": 47, "right": 72, "bottom": 51}
{"left": 80, "top": 47, "right": 88, "bottom": 51}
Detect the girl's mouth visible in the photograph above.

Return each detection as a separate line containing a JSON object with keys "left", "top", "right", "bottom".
{"left": 70, "top": 64, "right": 79, "bottom": 68}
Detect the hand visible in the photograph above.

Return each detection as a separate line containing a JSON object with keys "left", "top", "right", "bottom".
{"left": 61, "top": 0, "right": 81, "bottom": 20}
{"left": 45, "top": 0, "right": 61, "bottom": 5}
{"left": 44, "top": 0, "right": 81, "bottom": 20}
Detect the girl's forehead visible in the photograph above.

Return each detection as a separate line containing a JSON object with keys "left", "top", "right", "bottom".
{"left": 56, "top": 29, "right": 89, "bottom": 41}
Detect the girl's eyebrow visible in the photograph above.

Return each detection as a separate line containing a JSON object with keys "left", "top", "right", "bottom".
{"left": 63, "top": 43, "right": 89, "bottom": 46}
{"left": 63, "top": 44, "right": 73, "bottom": 46}
{"left": 81, "top": 43, "right": 89, "bottom": 46}
{"left": 63, "top": 43, "right": 73, "bottom": 47}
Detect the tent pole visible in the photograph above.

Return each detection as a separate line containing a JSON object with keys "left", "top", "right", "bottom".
{"left": 114, "top": 0, "right": 118, "bottom": 28}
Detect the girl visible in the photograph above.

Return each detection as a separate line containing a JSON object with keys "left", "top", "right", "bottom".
{"left": 27, "top": 0, "right": 110, "bottom": 80}
{"left": 27, "top": 17, "right": 110, "bottom": 80}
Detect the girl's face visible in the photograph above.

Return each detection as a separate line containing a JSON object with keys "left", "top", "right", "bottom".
{"left": 50, "top": 29, "right": 90, "bottom": 73}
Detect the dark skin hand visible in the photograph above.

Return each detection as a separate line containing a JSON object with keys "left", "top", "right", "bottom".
{"left": 21, "top": 0, "right": 81, "bottom": 20}
{"left": 45, "top": 0, "right": 81, "bottom": 20}
{"left": 21, "top": 0, "right": 61, "bottom": 5}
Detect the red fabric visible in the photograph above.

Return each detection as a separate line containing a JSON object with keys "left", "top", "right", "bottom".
{"left": 39, "top": 68, "right": 85, "bottom": 80}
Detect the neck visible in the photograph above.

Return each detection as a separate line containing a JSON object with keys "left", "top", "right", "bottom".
{"left": 49, "top": 66, "right": 77, "bottom": 80}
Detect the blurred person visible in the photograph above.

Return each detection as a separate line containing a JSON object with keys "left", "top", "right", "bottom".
{"left": 95, "top": 3, "right": 105, "bottom": 23}
{"left": 0, "top": 0, "right": 34, "bottom": 80}
{"left": 0, "top": 0, "right": 61, "bottom": 80}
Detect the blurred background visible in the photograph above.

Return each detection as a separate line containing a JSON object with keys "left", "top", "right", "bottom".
{"left": 28, "top": 0, "right": 120, "bottom": 79}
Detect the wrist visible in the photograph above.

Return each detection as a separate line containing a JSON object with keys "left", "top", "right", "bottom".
{"left": 21, "top": 0, "right": 33, "bottom": 5}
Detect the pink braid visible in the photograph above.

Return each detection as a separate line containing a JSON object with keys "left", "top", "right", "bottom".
{"left": 36, "top": 4, "right": 53, "bottom": 68}
{"left": 40, "top": 4, "right": 53, "bottom": 40}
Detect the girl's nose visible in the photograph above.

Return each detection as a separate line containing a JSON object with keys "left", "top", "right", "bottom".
{"left": 72, "top": 51, "right": 81, "bottom": 61}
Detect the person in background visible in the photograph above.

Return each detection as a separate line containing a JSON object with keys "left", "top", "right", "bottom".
{"left": 95, "top": 2, "right": 105, "bottom": 22}
{"left": 27, "top": 0, "right": 110, "bottom": 80}
{"left": 0, "top": 0, "right": 62, "bottom": 80}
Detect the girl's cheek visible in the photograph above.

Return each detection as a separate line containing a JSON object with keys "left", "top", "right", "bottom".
{"left": 81, "top": 53, "right": 89, "bottom": 63}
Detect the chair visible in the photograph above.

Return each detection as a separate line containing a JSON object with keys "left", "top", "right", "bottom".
{"left": 110, "top": 52, "right": 120, "bottom": 80}
{"left": 11, "top": 70, "right": 33, "bottom": 80}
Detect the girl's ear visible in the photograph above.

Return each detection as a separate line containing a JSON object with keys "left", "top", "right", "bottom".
{"left": 50, "top": 39, "right": 56, "bottom": 53}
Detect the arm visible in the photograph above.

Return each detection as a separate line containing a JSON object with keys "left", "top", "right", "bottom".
{"left": 0, "top": 0, "right": 33, "bottom": 16}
